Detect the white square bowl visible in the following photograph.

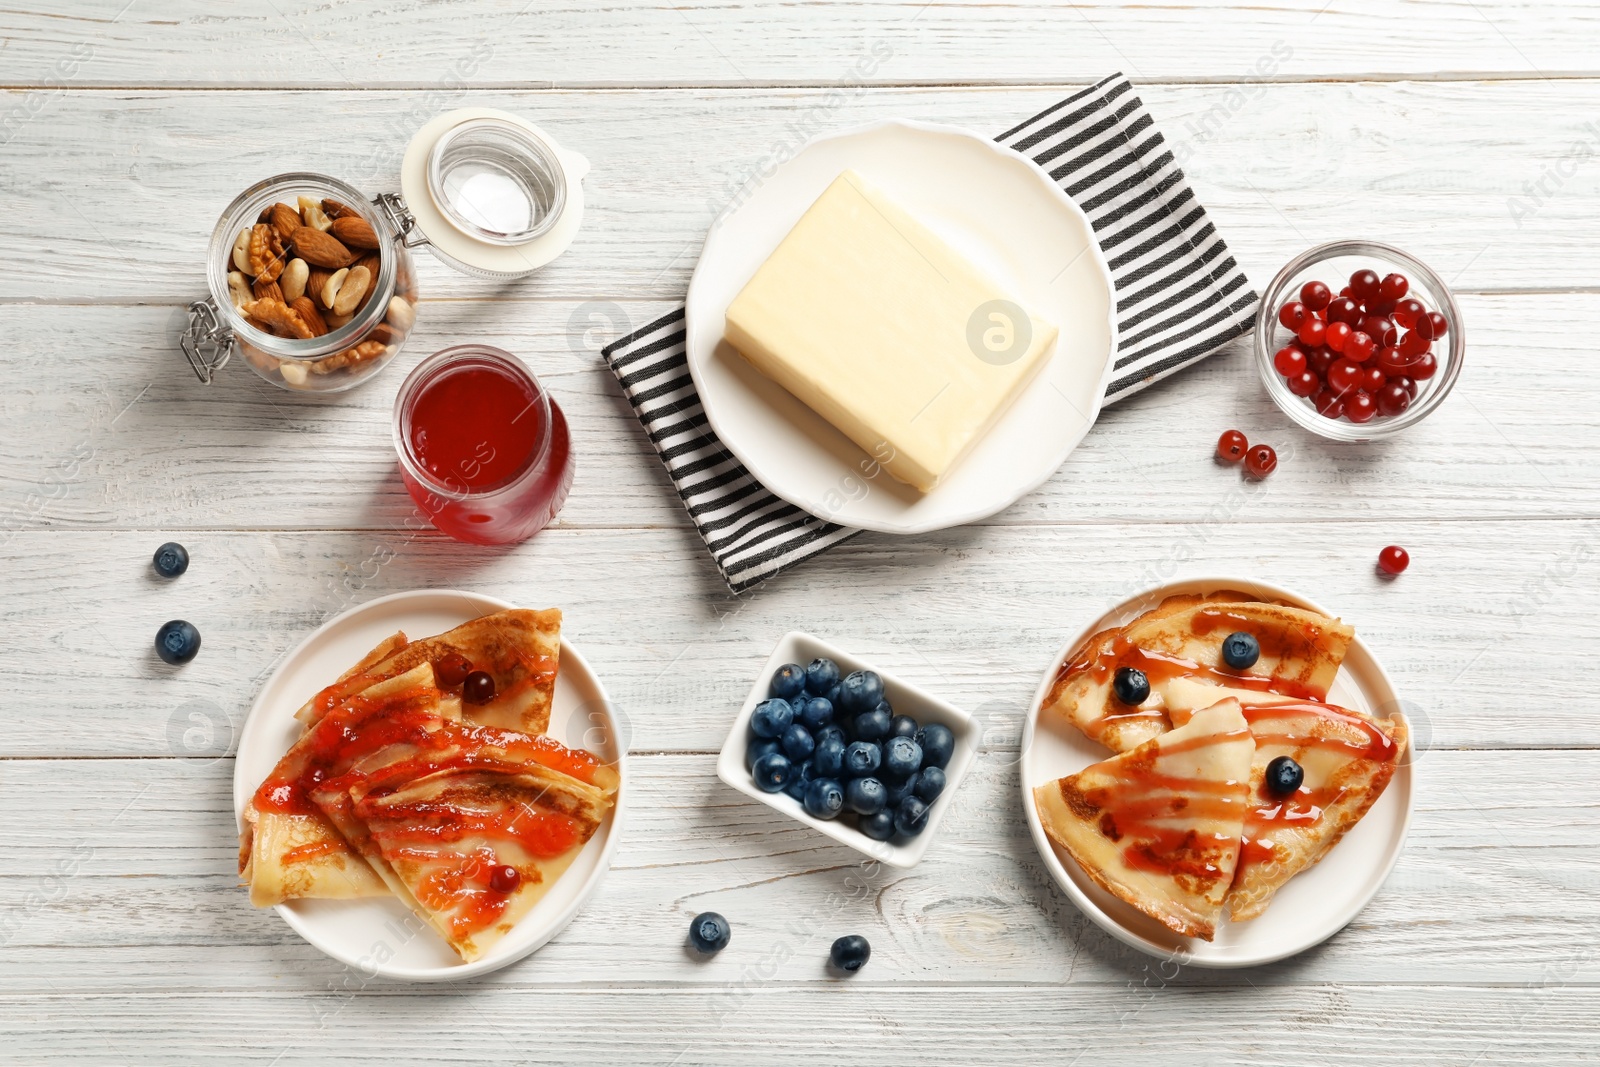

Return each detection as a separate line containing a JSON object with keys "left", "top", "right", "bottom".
{"left": 715, "top": 631, "right": 976, "bottom": 868}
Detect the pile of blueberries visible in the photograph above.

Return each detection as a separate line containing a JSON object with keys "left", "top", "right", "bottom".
{"left": 746, "top": 657, "right": 954, "bottom": 842}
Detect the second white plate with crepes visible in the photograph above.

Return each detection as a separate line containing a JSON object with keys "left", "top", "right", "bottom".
{"left": 232, "top": 589, "right": 627, "bottom": 981}
{"left": 1019, "top": 576, "right": 1415, "bottom": 968}
{"left": 685, "top": 119, "right": 1117, "bottom": 535}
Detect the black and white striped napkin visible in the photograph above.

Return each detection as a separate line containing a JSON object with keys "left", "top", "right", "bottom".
{"left": 603, "top": 74, "right": 1257, "bottom": 593}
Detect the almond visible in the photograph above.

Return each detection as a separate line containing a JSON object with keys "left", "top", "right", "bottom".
{"left": 330, "top": 215, "right": 380, "bottom": 250}
{"left": 291, "top": 296, "right": 328, "bottom": 337}
{"left": 306, "top": 269, "right": 333, "bottom": 308}
{"left": 269, "top": 203, "right": 302, "bottom": 242}
{"left": 354, "top": 252, "right": 381, "bottom": 279}
{"left": 290, "top": 226, "right": 353, "bottom": 268}
{"left": 247, "top": 223, "right": 286, "bottom": 282}
{"left": 322, "top": 197, "right": 360, "bottom": 220}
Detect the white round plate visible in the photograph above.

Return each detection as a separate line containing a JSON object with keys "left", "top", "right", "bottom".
{"left": 685, "top": 119, "right": 1117, "bottom": 535}
{"left": 233, "top": 589, "right": 626, "bottom": 981}
{"left": 1020, "top": 576, "right": 1415, "bottom": 968}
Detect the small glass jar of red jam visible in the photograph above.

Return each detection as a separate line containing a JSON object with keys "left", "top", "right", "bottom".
{"left": 393, "top": 345, "right": 573, "bottom": 544}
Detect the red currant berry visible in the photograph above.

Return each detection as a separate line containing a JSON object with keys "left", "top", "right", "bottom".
{"left": 1274, "top": 345, "right": 1308, "bottom": 377}
{"left": 1297, "top": 317, "right": 1327, "bottom": 347}
{"left": 1367, "top": 297, "right": 1397, "bottom": 317}
{"left": 1349, "top": 269, "right": 1381, "bottom": 303}
{"left": 463, "top": 670, "right": 497, "bottom": 705}
{"left": 1394, "top": 374, "right": 1418, "bottom": 399}
{"left": 1327, "top": 358, "right": 1362, "bottom": 395}
{"left": 1345, "top": 390, "right": 1378, "bottom": 423}
{"left": 1244, "top": 443, "right": 1277, "bottom": 479}
{"left": 1278, "top": 301, "right": 1309, "bottom": 331}
{"left": 1344, "top": 330, "right": 1376, "bottom": 363}
{"left": 1313, "top": 389, "right": 1346, "bottom": 419}
{"left": 1339, "top": 285, "right": 1353, "bottom": 298}
{"left": 1308, "top": 346, "right": 1337, "bottom": 376}
{"left": 1424, "top": 311, "right": 1447, "bottom": 338}
{"left": 1324, "top": 321, "right": 1352, "bottom": 353}
{"left": 1377, "top": 545, "right": 1410, "bottom": 576}
{"left": 1398, "top": 329, "right": 1431, "bottom": 358}
{"left": 1392, "top": 297, "right": 1426, "bottom": 328}
{"left": 1379, "top": 273, "right": 1409, "bottom": 302}
{"left": 1361, "top": 315, "right": 1398, "bottom": 348}
{"left": 1362, "top": 365, "right": 1388, "bottom": 393}
{"left": 489, "top": 864, "right": 522, "bottom": 894}
{"left": 1410, "top": 352, "right": 1439, "bottom": 380}
{"left": 1300, "top": 280, "right": 1333, "bottom": 311}
{"left": 1375, "top": 347, "right": 1411, "bottom": 376}
{"left": 1377, "top": 382, "right": 1412, "bottom": 417}
{"left": 434, "top": 652, "right": 474, "bottom": 688}
{"left": 1216, "top": 429, "right": 1249, "bottom": 463}
{"left": 1326, "top": 296, "right": 1361, "bottom": 325}
{"left": 1287, "top": 369, "right": 1320, "bottom": 397}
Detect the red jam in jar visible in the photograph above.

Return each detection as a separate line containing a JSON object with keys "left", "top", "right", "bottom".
{"left": 394, "top": 345, "right": 572, "bottom": 544}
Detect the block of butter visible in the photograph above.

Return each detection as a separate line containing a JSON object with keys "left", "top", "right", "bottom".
{"left": 724, "top": 170, "right": 1058, "bottom": 493}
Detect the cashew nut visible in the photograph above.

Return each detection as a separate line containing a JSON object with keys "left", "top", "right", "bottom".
{"left": 280, "top": 258, "right": 309, "bottom": 303}
{"left": 332, "top": 265, "right": 371, "bottom": 317}
{"left": 386, "top": 295, "right": 416, "bottom": 333}
{"left": 231, "top": 228, "right": 253, "bottom": 274}
{"left": 320, "top": 267, "right": 348, "bottom": 310}
{"left": 298, "top": 196, "right": 333, "bottom": 232}
{"left": 227, "top": 271, "right": 251, "bottom": 309}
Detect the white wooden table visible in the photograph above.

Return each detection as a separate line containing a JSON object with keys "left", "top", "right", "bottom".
{"left": 3, "top": 3, "right": 1598, "bottom": 1062}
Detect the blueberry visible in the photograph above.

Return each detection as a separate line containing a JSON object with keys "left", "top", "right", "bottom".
{"left": 783, "top": 774, "right": 808, "bottom": 802}
{"left": 830, "top": 934, "right": 871, "bottom": 973}
{"left": 780, "top": 723, "right": 815, "bottom": 762}
{"left": 884, "top": 772, "right": 920, "bottom": 807}
{"left": 152, "top": 542, "right": 188, "bottom": 578}
{"left": 859, "top": 810, "right": 896, "bottom": 841}
{"left": 816, "top": 724, "right": 846, "bottom": 748}
{"left": 797, "top": 696, "right": 834, "bottom": 731}
{"left": 844, "top": 741, "right": 881, "bottom": 778}
{"left": 745, "top": 737, "right": 782, "bottom": 771}
{"left": 894, "top": 796, "right": 930, "bottom": 837}
{"left": 803, "top": 778, "right": 845, "bottom": 820}
{"left": 914, "top": 765, "right": 946, "bottom": 803}
{"left": 1112, "top": 666, "right": 1150, "bottom": 705}
{"left": 814, "top": 735, "right": 847, "bottom": 777}
{"left": 750, "top": 697, "right": 794, "bottom": 739}
{"left": 888, "top": 714, "right": 918, "bottom": 739}
{"left": 1266, "top": 755, "right": 1304, "bottom": 796}
{"left": 845, "top": 776, "right": 887, "bottom": 815}
{"left": 155, "top": 620, "right": 200, "bottom": 665}
{"left": 752, "top": 752, "right": 794, "bottom": 793}
{"left": 881, "top": 736, "right": 922, "bottom": 779}
{"left": 915, "top": 723, "right": 954, "bottom": 770}
{"left": 689, "top": 911, "right": 731, "bottom": 953}
{"left": 854, "top": 706, "right": 892, "bottom": 742}
{"left": 1222, "top": 631, "right": 1261, "bottom": 670}
{"left": 837, "top": 670, "right": 884, "bottom": 713}
{"left": 824, "top": 682, "right": 842, "bottom": 707}
{"left": 770, "top": 662, "right": 807, "bottom": 699}
{"left": 805, "top": 657, "right": 841, "bottom": 694}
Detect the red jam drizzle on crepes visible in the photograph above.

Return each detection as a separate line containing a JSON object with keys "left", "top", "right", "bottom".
{"left": 1090, "top": 725, "right": 1251, "bottom": 884}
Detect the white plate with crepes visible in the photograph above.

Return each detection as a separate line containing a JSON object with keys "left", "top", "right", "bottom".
{"left": 685, "top": 118, "right": 1117, "bottom": 535}
{"left": 1019, "top": 576, "right": 1415, "bottom": 968}
{"left": 232, "top": 589, "right": 626, "bottom": 981}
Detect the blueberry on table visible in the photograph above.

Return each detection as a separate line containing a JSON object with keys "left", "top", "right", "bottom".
{"left": 1265, "top": 755, "right": 1304, "bottom": 796}
{"left": 844, "top": 741, "right": 882, "bottom": 778}
{"left": 154, "top": 620, "right": 200, "bottom": 665}
{"left": 913, "top": 765, "right": 946, "bottom": 803}
{"left": 894, "top": 796, "right": 929, "bottom": 837}
{"left": 845, "top": 776, "right": 887, "bottom": 815}
{"left": 889, "top": 714, "right": 918, "bottom": 739}
{"left": 805, "top": 657, "right": 841, "bottom": 694}
{"left": 859, "top": 810, "right": 896, "bottom": 841}
{"left": 1221, "top": 631, "right": 1261, "bottom": 670}
{"left": 1112, "top": 666, "right": 1150, "bottom": 705}
{"left": 770, "top": 662, "right": 807, "bottom": 699}
{"left": 751, "top": 697, "right": 795, "bottom": 739}
{"left": 830, "top": 934, "right": 871, "bottom": 973}
{"left": 752, "top": 752, "right": 794, "bottom": 793}
{"left": 781, "top": 723, "right": 815, "bottom": 762}
{"left": 853, "top": 706, "right": 892, "bottom": 742}
{"left": 815, "top": 737, "right": 847, "bottom": 778}
{"left": 798, "top": 696, "right": 834, "bottom": 731}
{"left": 915, "top": 723, "right": 955, "bottom": 770}
{"left": 803, "top": 778, "right": 846, "bottom": 820}
{"left": 884, "top": 771, "right": 920, "bottom": 807}
{"left": 151, "top": 542, "right": 188, "bottom": 578}
{"left": 882, "top": 736, "right": 923, "bottom": 780}
{"left": 837, "top": 670, "right": 884, "bottom": 713}
{"left": 689, "top": 912, "right": 731, "bottom": 953}
{"left": 745, "top": 737, "right": 782, "bottom": 771}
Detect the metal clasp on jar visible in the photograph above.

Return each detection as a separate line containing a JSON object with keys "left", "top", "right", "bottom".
{"left": 181, "top": 297, "right": 234, "bottom": 384}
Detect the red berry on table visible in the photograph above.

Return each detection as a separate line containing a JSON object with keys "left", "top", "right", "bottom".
{"left": 1297, "top": 317, "right": 1327, "bottom": 347}
{"left": 1377, "top": 545, "right": 1410, "bottom": 576}
{"left": 1398, "top": 329, "right": 1431, "bottom": 358}
{"left": 1392, "top": 297, "right": 1426, "bottom": 328}
{"left": 1410, "top": 352, "right": 1439, "bottom": 380}
{"left": 1327, "top": 358, "right": 1362, "bottom": 395}
{"left": 1394, "top": 374, "right": 1418, "bottom": 399}
{"left": 1361, "top": 365, "right": 1387, "bottom": 393}
{"left": 1300, "top": 280, "right": 1333, "bottom": 311}
{"left": 1279, "top": 301, "right": 1309, "bottom": 330}
{"left": 1274, "top": 344, "right": 1308, "bottom": 376}
{"left": 1308, "top": 346, "right": 1337, "bottom": 375}
{"left": 1216, "top": 429, "right": 1249, "bottom": 463}
{"left": 1314, "top": 389, "right": 1346, "bottom": 419}
{"left": 1287, "top": 369, "right": 1321, "bottom": 397}
{"left": 1350, "top": 269, "right": 1381, "bottom": 302}
{"left": 1379, "top": 273, "right": 1410, "bottom": 302}
{"left": 1326, "top": 296, "right": 1361, "bottom": 325}
{"left": 1345, "top": 390, "right": 1378, "bottom": 423}
{"left": 1244, "top": 443, "right": 1277, "bottom": 479}
{"left": 1344, "top": 330, "right": 1376, "bottom": 363}
{"left": 1325, "top": 321, "right": 1352, "bottom": 353}
{"left": 1377, "top": 382, "right": 1412, "bottom": 417}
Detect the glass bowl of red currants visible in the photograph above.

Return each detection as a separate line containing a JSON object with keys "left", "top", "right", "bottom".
{"left": 1254, "top": 240, "right": 1464, "bottom": 441}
